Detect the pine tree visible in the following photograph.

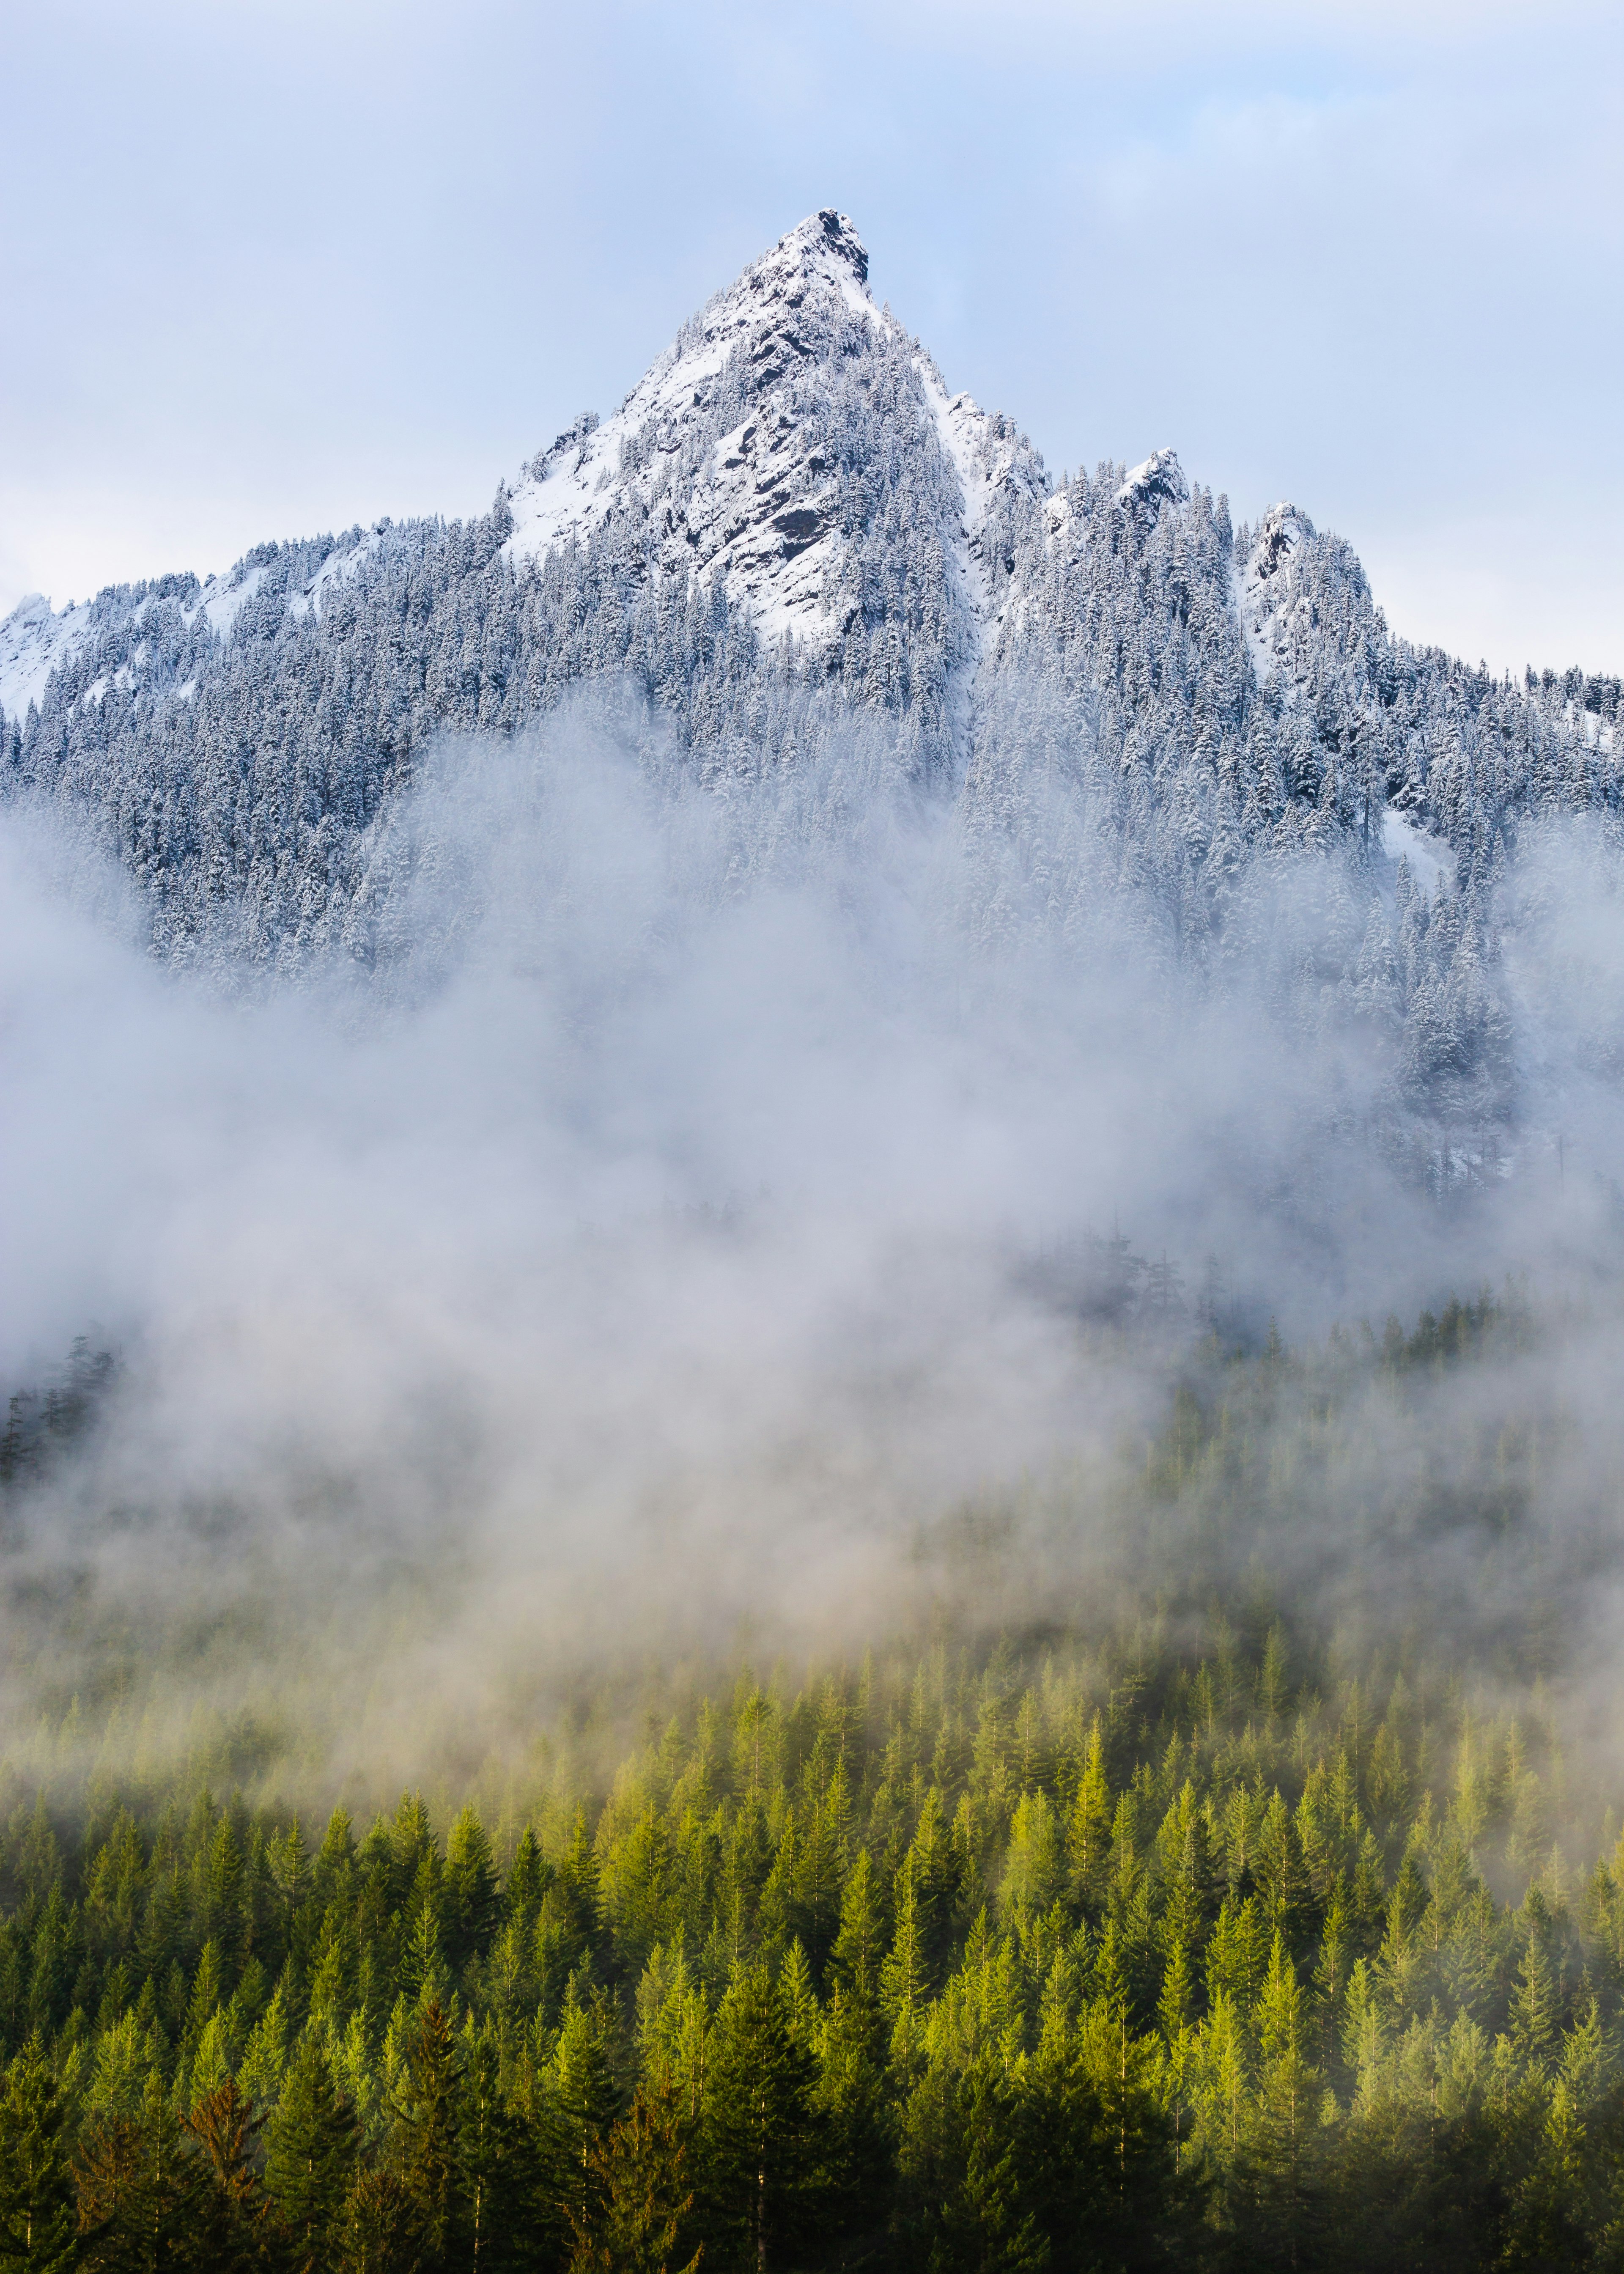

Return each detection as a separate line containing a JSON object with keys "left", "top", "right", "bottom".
{"left": 266, "top": 2035, "right": 359, "bottom": 2270}
{"left": 812, "top": 1983, "right": 891, "bottom": 2252}
{"left": 1509, "top": 1931, "right": 1560, "bottom": 2077}
{"left": 394, "top": 1999, "right": 464, "bottom": 2271}
{"left": 444, "top": 1809, "right": 501, "bottom": 1973}
{"left": 917, "top": 2056, "right": 1047, "bottom": 2274}
{"left": 77, "top": 2071, "right": 198, "bottom": 2274}
{"left": 0, "top": 2036, "right": 79, "bottom": 2270}
{"left": 336, "top": 2169, "right": 422, "bottom": 2274}
{"left": 504, "top": 1831, "right": 548, "bottom": 1934}
{"left": 1067, "top": 1722, "right": 1111, "bottom": 1911}
{"left": 181, "top": 2077, "right": 267, "bottom": 2272}
{"left": 1310, "top": 1881, "right": 1350, "bottom": 2056}
{"left": 567, "top": 2080, "right": 699, "bottom": 2274}
{"left": 555, "top": 1814, "right": 603, "bottom": 1967}
{"left": 313, "top": 1810, "right": 355, "bottom": 1906}
{"left": 1240, "top": 1932, "right": 1325, "bottom": 2271}
{"left": 828, "top": 1852, "right": 886, "bottom": 2014}
{"left": 999, "top": 1792, "right": 1062, "bottom": 1922}
{"left": 554, "top": 1994, "right": 623, "bottom": 2246}
{"left": 1157, "top": 1931, "right": 1195, "bottom": 2044}
{"left": 702, "top": 1963, "right": 819, "bottom": 2273}
{"left": 879, "top": 1854, "right": 930, "bottom": 2057}
{"left": 458, "top": 2027, "right": 542, "bottom": 2274}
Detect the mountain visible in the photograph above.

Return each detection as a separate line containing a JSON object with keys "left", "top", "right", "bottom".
{"left": 2, "top": 211, "right": 1620, "bottom": 1125}
{"left": 499, "top": 211, "right": 1044, "bottom": 721}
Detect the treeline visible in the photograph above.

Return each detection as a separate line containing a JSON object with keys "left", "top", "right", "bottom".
{"left": 0, "top": 1294, "right": 1612, "bottom": 2267}
{"left": 0, "top": 1615, "right": 1618, "bottom": 2258}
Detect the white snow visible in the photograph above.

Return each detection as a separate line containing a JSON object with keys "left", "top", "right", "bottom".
{"left": 914, "top": 363, "right": 992, "bottom": 657}
{"left": 1572, "top": 702, "right": 1617, "bottom": 757}
{"left": 503, "top": 211, "right": 889, "bottom": 651}
{"left": 0, "top": 593, "right": 92, "bottom": 720}
{"left": 1116, "top": 449, "right": 1190, "bottom": 516}
{"left": 184, "top": 564, "right": 266, "bottom": 639}
{"left": 287, "top": 529, "right": 384, "bottom": 620}
{"left": 0, "top": 563, "right": 276, "bottom": 726}
{"left": 912, "top": 356, "right": 1043, "bottom": 713}
{"left": 1382, "top": 807, "right": 1453, "bottom": 899}
{"left": 1239, "top": 503, "right": 1315, "bottom": 693}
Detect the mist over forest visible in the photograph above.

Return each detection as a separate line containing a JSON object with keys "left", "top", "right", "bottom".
{"left": 4, "top": 211, "right": 1624, "bottom": 2271}
{"left": 5, "top": 708, "right": 1623, "bottom": 1784}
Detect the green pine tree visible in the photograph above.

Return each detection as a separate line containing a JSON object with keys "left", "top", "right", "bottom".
{"left": 829, "top": 1853, "right": 886, "bottom": 2014}
{"left": 555, "top": 1991, "right": 624, "bottom": 2245}
{"left": 458, "top": 2026, "right": 543, "bottom": 2274}
{"left": 1237, "top": 1932, "right": 1326, "bottom": 2271}
{"left": 0, "top": 2035, "right": 80, "bottom": 2271}
{"left": 266, "top": 2035, "right": 359, "bottom": 2271}
{"left": 921, "top": 2056, "right": 1048, "bottom": 2274}
{"left": 702, "top": 1963, "right": 819, "bottom": 2273}
{"left": 567, "top": 2079, "right": 700, "bottom": 2274}
{"left": 394, "top": 1999, "right": 464, "bottom": 2273}
{"left": 445, "top": 1810, "right": 502, "bottom": 1974}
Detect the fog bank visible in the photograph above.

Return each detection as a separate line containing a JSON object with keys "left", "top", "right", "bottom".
{"left": 4, "top": 714, "right": 1623, "bottom": 1795}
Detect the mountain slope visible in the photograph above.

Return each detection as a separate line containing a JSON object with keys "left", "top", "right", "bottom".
{"left": 2, "top": 212, "right": 1621, "bottom": 1130}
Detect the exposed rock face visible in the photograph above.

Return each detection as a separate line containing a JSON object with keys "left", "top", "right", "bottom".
{"left": 503, "top": 210, "right": 1042, "bottom": 687}
{"left": 505, "top": 212, "right": 894, "bottom": 648}
{"left": 1114, "top": 448, "right": 1190, "bottom": 527}
{"left": 1248, "top": 502, "right": 1315, "bottom": 586}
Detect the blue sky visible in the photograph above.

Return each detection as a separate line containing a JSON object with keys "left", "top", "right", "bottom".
{"left": 3, "top": 0, "right": 1619, "bottom": 674}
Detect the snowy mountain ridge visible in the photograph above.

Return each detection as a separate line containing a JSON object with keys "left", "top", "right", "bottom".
{"left": 0, "top": 593, "right": 92, "bottom": 720}
{"left": 506, "top": 211, "right": 885, "bottom": 641}
{"left": 503, "top": 210, "right": 1040, "bottom": 700}
{"left": 0, "top": 543, "right": 390, "bottom": 724}
{"left": 3, "top": 209, "right": 1622, "bottom": 1142}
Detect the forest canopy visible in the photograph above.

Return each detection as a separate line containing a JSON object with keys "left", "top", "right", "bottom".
{"left": 0, "top": 1302, "right": 1619, "bottom": 2270}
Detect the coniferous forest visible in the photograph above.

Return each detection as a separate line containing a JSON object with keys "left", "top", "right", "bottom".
{"left": 0, "top": 1302, "right": 1621, "bottom": 2271}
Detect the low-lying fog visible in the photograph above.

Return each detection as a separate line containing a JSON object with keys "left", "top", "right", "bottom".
{"left": 4, "top": 708, "right": 1623, "bottom": 1797}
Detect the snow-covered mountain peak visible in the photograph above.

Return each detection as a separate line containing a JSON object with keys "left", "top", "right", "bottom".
{"left": 744, "top": 207, "right": 871, "bottom": 302}
{"left": 6, "top": 204, "right": 1608, "bottom": 1147}
{"left": 505, "top": 214, "right": 884, "bottom": 610}
{"left": 505, "top": 211, "right": 885, "bottom": 586}
{"left": 504, "top": 211, "right": 979, "bottom": 658}
{"left": 1248, "top": 502, "right": 1315, "bottom": 587}
{"left": 1116, "top": 449, "right": 1189, "bottom": 525}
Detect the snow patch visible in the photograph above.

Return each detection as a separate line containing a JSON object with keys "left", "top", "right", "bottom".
{"left": 914, "top": 354, "right": 1046, "bottom": 686}
{"left": 185, "top": 565, "right": 266, "bottom": 640}
{"left": 0, "top": 593, "right": 91, "bottom": 720}
{"left": 288, "top": 529, "right": 385, "bottom": 621}
{"left": 1382, "top": 807, "right": 1453, "bottom": 900}
{"left": 914, "top": 365, "right": 993, "bottom": 660}
{"left": 1116, "top": 449, "right": 1188, "bottom": 524}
